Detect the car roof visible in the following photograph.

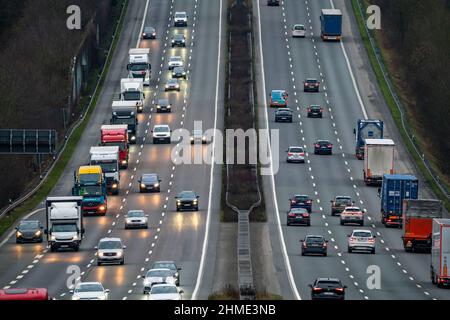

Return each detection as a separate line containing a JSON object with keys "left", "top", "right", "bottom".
{"left": 158, "top": 99, "right": 169, "bottom": 104}
{"left": 173, "top": 34, "right": 184, "bottom": 38}
{"left": 289, "top": 146, "right": 303, "bottom": 149}
{"left": 305, "top": 235, "right": 324, "bottom": 238}
{"left": 99, "top": 237, "right": 121, "bottom": 242}
{"left": 309, "top": 105, "right": 321, "bottom": 108}
{"left": 175, "top": 11, "right": 186, "bottom": 14}
{"left": 76, "top": 281, "right": 103, "bottom": 286}
{"left": 153, "top": 260, "right": 176, "bottom": 264}
{"left": 144, "top": 26, "right": 155, "bottom": 30}
{"left": 316, "top": 278, "right": 341, "bottom": 282}
{"left": 142, "top": 173, "right": 157, "bottom": 177}
{"left": 336, "top": 195, "right": 352, "bottom": 199}
{"left": 148, "top": 268, "right": 172, "bottom": 272}
{"left": 293, "top": 194, "right": 309, "bottom": 197}
{"left": 344, "top": 206, "right": 361, "bottom": 210}
{"left": 20, "top": 220, "right": 39, "bottom": 224}
{"left": 151, "top": 283, "right": 177, "bottom": 288}
{"left": 154, "top": 124, "right": 170, "bottom": 128}
{"left": 352, "top": 229, "right": 372, "bottom": 234}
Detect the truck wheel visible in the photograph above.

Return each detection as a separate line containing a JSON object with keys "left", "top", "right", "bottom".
{"left": 371, "top": 248, "right": 376, "bottom": 254}
{"left": 50, "top": 245, "right": 56, "bottom": 252}
{"left": 348, "top": 247, "right": 352, "bottom": 253}
{"left": 340, "top": 221, "right": 344, "bottom": 226}
{"left": 73, "top": 246, "right": 79, "bottom": 252}
{"left": 97, "top": 261, "right": 102, "bottom": 266}
{"left": 120, "top": 259, "right": 124, "bottom": 265}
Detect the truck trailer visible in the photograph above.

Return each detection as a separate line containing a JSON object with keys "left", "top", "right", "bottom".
{"left": 45, "top": 196, "right": 83, "bottom": 252}
{"left": 100, "top": 124, "right": 129, "bottom": 169}
{"left": 90, "top": 146, "right": 120, "bottom": 195}
{"left": 127, "top": 48, "right": 151, "bottom": 86}
{"left": 431, "top": 219, "right": 450, "bottom": 287}
{"left": 402, "top": 199, "right": 443, "bottom": 252}
{"left": 320, "top": 9, "right": 342, "bottom": 41}
{"left": 380, "top": 174, "right": 418, "bottom": 228}
{"left": 354, "top": 119, "right": 384, "bottom": 159}
{"left": 363, "top": 139, "right": 395, "bottom": 186}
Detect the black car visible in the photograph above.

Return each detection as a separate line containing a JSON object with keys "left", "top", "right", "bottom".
{"left": 175, "top": 191, "right": 199, "bottom": 211}
{"left": 301, "top": 235, "right": 328, "bottom": 256}
{"left": 331, "top": 196, "right": 354, "bottom": 216}
{"left": 275, "top": 108, "right": 293, "bottom": 122}
{"left": 287, "top": 208, "right": 310, "bottom": 226}
{"left": 304, "top": 78, "right": 320, "bottom": 92}
{"left": 171, "top": 34, "right": 186, "bottom": 47}
{"left": 142, "top": 26, "right": 156, "bottom": 39}
{"left": 139, "top": 174, "right": 161, "bottom": 193}
{"left": 290, "top": 194, "right": 312, "bottom": 212}
{"left": 172, "top": 66, "right": 186, "bottom": 79}
{"left": 156, "top": 99, "right": 172, "bottom": 113}
{"left": 314, "top": 140, "right": 333, "bottom": 155}
{"left": 307, "top": 105, "right": 323, "bottom": 118}
{"left": 309, "top": 278, "right": 347, "bottom": 300}
{"left": 267, "top": 0, "right": 280, "bottom": 5}
{"left": 151, "top": 261, "right": 182, "bottom": 286}
{"left": 15, "top": 220, "right": 43, "bottom": 244}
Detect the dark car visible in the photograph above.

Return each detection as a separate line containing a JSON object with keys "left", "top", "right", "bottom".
{"left": 309, "top": 278, "right": 347, "bottom": 300}
{"left": 142, "top": 26, "right": 156, "bottom": 39}
{"left": 171, "top": 34, "right": 186, "bottom": 47}
{"left": 287, "top": 208, "right": 310, "bottom": 226}
{"left": 139, "top": 174, "right": 161, "bottom": 193}
{"left": 267, "top": 0, "right": 280, "bottom": 5}
{"left": 301, "top": 235, "right": 328, "bottom": 256}
{"left": 172, "top": 66, "right": 186, "bottom": 79}
{"left": 314, "top": 140, "right": 333, "bottom": 155}
{"left": 275, "top": 108, "right": 293, "bottom": 122}
{"left": 330, "top": 196, "right": 354, "bottom": 216}
{"left": 156, "top": 99, "right": 172, "bottom": 113}
{"left": 307, "top": 105, "right": 323, "bottom": 118}
{"left": 151, "top": 261, "right": 182, "bottom": 286}
{"left": 304, "top": 78, "right": 320, "bottom": 92}
{"left": 290, "top": 194, "right": 312, "bottom": 212}
{"left": 15, "top": 220, "right": 43, "bottom": 244}
{"left": 175, "top": 191, "right": 199, "bottom": 211}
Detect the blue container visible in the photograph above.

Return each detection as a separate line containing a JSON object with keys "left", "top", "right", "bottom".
{"left": 381, "top": 174, "right": 419, "bottom": 216}
{"left": 355, "top": 119, "right": 384, "bottom": 158}
{"left": 320, "top": 9, "right": 342, "bottom": 37}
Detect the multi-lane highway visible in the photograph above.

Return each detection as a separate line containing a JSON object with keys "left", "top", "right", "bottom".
{"left": 0, "top": 0, "right": 224, "bottom": 300}
{"left": 255, "top": 0, "right": 450, "bottom": 300}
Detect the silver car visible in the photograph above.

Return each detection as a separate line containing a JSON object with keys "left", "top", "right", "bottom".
{"left": 292, "top": 24, "right": 306, "bottom": 37}
{"left": 168, "top": 56, "right": 183, "bottom": 70}
{"left": 96, "top": 237, "right": 126, "bottom": 265}
{"left": 286, "top": 146, "right": 305, "bottom": 163}
{"left": 165, "top": 79, "right": 180, "bottom": 92}
{"left": 142, "top": 268, "right": 176, "bottom": 294}
{"left": 347, "top": 230, "right": 376, "bottom": 254}
{"left": 125, "top": 210, "right": 148, "bottom": 229}
{"left": 148, "top": 284, "right": 183, "bottom": 300}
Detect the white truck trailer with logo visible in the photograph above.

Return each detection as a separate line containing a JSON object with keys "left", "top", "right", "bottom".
{"left": 363, "top": 139, "right": 395, "bottom": 186}
{"left": 90, "top": 146, "right": 120, "bottom": 195}
{"left": 127, "top": 48, "right": 150, "bottom": 86}
{"left": 120, "top": 78, "right": 145, "bottom": 113}
{"left": 45, "top": 196, "right": 84, "bottom": 252}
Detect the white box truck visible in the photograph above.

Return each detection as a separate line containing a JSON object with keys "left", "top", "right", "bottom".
{"left": 363, "top": 138, "right": 395, "bottom": 186}
{"left": 45, "top": 196, "right": 84, "bottom": 252}
{"left": 90, "top": 146, "right": 120, "bottom": 195}
{"left": 120, "top": 78, "right": 145, "bottom": 113}
{"left": 431, "top": 219, "right": 450, "bottom": 286}
{"left": 127, "top": 48, "right": 150, "bottom": 86}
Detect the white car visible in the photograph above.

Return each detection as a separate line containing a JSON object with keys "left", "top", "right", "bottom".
{"left": 71, "top": 282, "right": 109, "bottom": 300}
{"left": 125, "top": 210, "right": 148, "bottom": 229}
{"left": 292, "top": 24, "right": 306, "bottom": 37}
{"left": 347, "top": 230, "right": 376, "bottom": 254}
{"left": 174, "top": 11, "right": 188, "bottom": 27}
{"left": 142, "top": 268, "right": 177, "bottom": 294}
{"left": 148, "top": 284, "right": 183, "bottom": 300}
{"left": 96, "top": 237, "right": 126, "bottom": 265}
{"left": 152, "top": 125, "right": 171, "bottom": 144}
{"left": 340, "top": 207, "right": 364, "bottom": 226}
{"left": 286, "top": 146, "right": 305, "bottom": 163}
{"left": 168, "top": 56, "right": 183, "bottom": 70}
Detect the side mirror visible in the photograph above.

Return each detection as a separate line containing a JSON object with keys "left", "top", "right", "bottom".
{"left": 330, "top": 200, "right": 333, "bottom": 203}
{"left": 177, "top": 267, "right": 182, "bottom": 271}
{"left": 179, "top": 290, "right": 184, "bottom": 294}
{"left": 175, "top": 196, "right": 178, "bottom": 199}
{"left": 196, "top": 196, "right": 199, "bottom": 199}
{"left": 69, "top": 290, "right": 74, "bottom": 294}
{"left": 299, "top": 240, "right": 304, "bottom": 242}
{"left": 94, "top": 246, "right": 98, "bottom": 250}
{"left": 44, "top": 229, "right": 48, "bottom": 235}
{"left": 373, "top": 235, "right": 377, "bottom": 238}
{"left": 159, "top": 179, "right": 162, "bottom": 182}
{"left": 353, "top": 128, "right": 356, "bottom": 135}
{"left": 346, "top": 234, "right": 351, "bottom": 237}
{"left": 15, "top": 227, "right": 18, "bottom": 230}
{"left": 140, "top": 275, "right": 146, "bottom": 278}
{"left": 325, "top": 240, "right": 329, "bottom": 243}
{"left": 105, "top": 289, "right": 110, "bottom": 293}
{"left": 126, "top": 65, "right": 130, "bottom": 71}
{"left": 343, "top": 285, "right": 348, "bottom": 289}
{"left": 123, "top": 245, "right": 127, "bottom": 249}
{"left": 143, "top": 94, "right": 146, "bottom": 99}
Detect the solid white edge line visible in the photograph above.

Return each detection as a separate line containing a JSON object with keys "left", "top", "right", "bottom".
{"left": 329, "top": 0, "right": 367, "bottom": 119}
{"left": 137, "top": 0, "right": 151, "bottom": 47}
{"left": 0, "top": 208, "right": 45, "bottom": 248}
{"left": 191, "top": 0, "right": 222, "bottom": 300}
{"left": 256, "top": 0, "right": 301, "bottom": 300}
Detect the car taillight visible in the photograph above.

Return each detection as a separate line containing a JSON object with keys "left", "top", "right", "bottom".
{"left": 335, "top": 287, "right": 344, "bottom": 293}
{"left": 323, "top": 242, "right": 327, "bottom": 247}
{"left": 299, "top": 153, "right": 305, "bottom": 156}
{"left": 288, "top": 153, "right": 293, "bottom": 156}
{"left": 303, "top": 213, "right": 309, "bottom": 218}
{"left": 303, "top": 242, "right": 307, "bottom": 248}
{"left": 306, "top": 200, "right": 311, "bottom": 203}
{"left": 368, "top": 239, "right": 375, "bottom": 243}
{"left": 312, "top": 287, "right": 323, "bottom": 293}
{"left": 328, "top": 144, "right": 332, "bottom": 148}
{"left": 288, "top": 213, "right": 296, "bottom": 217}
{"left": 315, "top": 83, "right": 319, "bottom": 86}
{"left": 315, "top": 144, "right": 320, "bottom": 148}
{"left": 307, "top": 108, "right": 311, "bottom": 112}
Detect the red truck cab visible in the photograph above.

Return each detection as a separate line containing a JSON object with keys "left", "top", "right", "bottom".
{"left": 0, "top": 288, "right": 49, "bottom": 300}
{"left": 101, "top": 125, "right": 129, "bottom": 169}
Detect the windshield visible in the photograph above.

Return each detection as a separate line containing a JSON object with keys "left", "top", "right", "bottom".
{"left": 79, "top": 185, "right": 102, "bottom": 196}
{"left": 317, "top": 281, "right": 341, "bottom": 288}
{"left": 151, "top": 286, "right": 177, "bottom": 294}
{"left": 112, "top": 118, "right": 135, "bottom": 125}
{"left": 19, "top": 221, "right": 39, "bottom": 230}
{"left": 179, "top": 191, "right": 195, "bottom": 198}
{"left": 170, "top": 57, "right": 181, "bottom": 63}
{"left": 175, "top": 13, "right": 185, "bottom": 18}
{"left": 79, "top": 173, "right": 100, "bottom": 183}
{"left": 154, "top": 127, "right": 169, "bottom": 133}
{"left": 123, "top": 92, "right": 141, "bottom": 101}
{"left": 290, "top": 148, "right": 303, "bottom": 153}
{"left": 52, "top": 224, "right": 77, "bottom": 233}
{"left": 295, "top": 25, "right": 305, "bottom": 30}
{"left": 306, "top": 237, "right": 324, "bottom": 244}
{"left": 91, "top": 161, "right": 117, "bottom": 173}
{"left": 147, "top": 270, "right": 172, "bottom": 278}
{"left": 98, "top": 241, "right": 122, "bottom": 249}
{"left": 336, "top": 198, "right": 351, "bottom": 205}
{"left": 353, "top": 232, "right": 372, "bottom": 238}
{"left": 144, "top": 27, "right": 154, "bottom": 33}
{"left": 75, "top": 284, "right": 103, "bottom": 293}
{"left": 153, "top": 263, "right": 176, "bottom": 271}
{"left": 129, "top": 63, "right": 148, "bottom": 71}
{"left": 103, "top": 142, "right": 125, "bottom": 151}
{"left": 294, "top": 196, "right": 308, "bottom": 201}
{"left": 306, "top": 79, "right": 317, "bottom": 83}
{"left": 128, "top": 211, "right": 145, "bottom": 217}
{"left": 158, "top": 99, "right": 169, "bottom": 106}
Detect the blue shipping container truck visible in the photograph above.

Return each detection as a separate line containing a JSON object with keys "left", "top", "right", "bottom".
{"left": 320, "top": 9, "right": 342, "bottom": 41}
{"left": 354, "top": 119, "right": 384, "bottom": 159}
{"left": 381, "top": 174, "right": 418, "bottom": 227}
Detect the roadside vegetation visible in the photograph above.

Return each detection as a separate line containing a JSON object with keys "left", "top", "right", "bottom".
{"left": 0, "top": 0, "right": 128, "bottom": 235}
{"left": 352, "top": 0, "right": 450, "bottom": 211}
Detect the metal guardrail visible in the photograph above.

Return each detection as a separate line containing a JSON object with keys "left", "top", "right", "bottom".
{"left": 355, "top": 0, "right": 450, "bottom": 201}
{"left": 0, "top": 1, "right": 128, "bottom": 220}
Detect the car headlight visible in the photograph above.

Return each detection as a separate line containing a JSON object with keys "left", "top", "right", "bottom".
{"left": 116, "top": 251, "right": 123, "bottom": 257}
{"left": 131, "top": 136, "right": 136, "bottom": 141}
{"left": 174, "top": 272, "right": 179, "bottom": 277}
{"left": 176, "top": 200, "right": 181, "bottom": 204}
{"left": 98, "top": 252, "right": 104, "bottom": 257}
{"left": 99, "top": 206, "right": 106, "bottom": 211}
{"left": 141, "top": 183, "right": 146, "bottom": 188}
{"left": 175, "top": 84, "right": 180, "bottom": 88}
{"left": 165, "top": 84, "right": 169, "bottom": 88}
{"left": 190, "top": 137, "right": 194, "bottom": 141}
{"left": 72, "top": 296, "right": 81, "bottom": 300}
{"left": 182, "top": 72, "right": 186, "bottom": 75}
{"left": 112, "top": 184, "right": 118, "bottom": 189}
{"left": 72, "top": 235, "right": 79, "bottom": 241}
{"left": 154, "top": 183, "right": 159, "bottom": 188}
{"left": 152, "top": 32, "right": 156, "bottom": 36}
{"left": 16, "top": 231, "right": 22, "bottom": 237}
{"left": 121, "top": 160, "right": 127, "bottom": 164}
{"left": 157, "top": 105, "right": 161, "bottom": 108}
{"left": 50, "top": 235, "right": 56, "bottom": 241}
{"left": 202, "top": 137, "right": 206, "bottom": 140}
{"left": 142, "top": 33, "right": 146, "bottom": 36}
{"left": 193, "top": 199, "right": 198, "bottom": 204}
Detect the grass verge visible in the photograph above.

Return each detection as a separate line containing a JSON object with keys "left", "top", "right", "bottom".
{"left": 350, "top": 0, "right": 450, "bottom": 212}
{"left": 0, "top": 0, "right": 129, "bottom": 236}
